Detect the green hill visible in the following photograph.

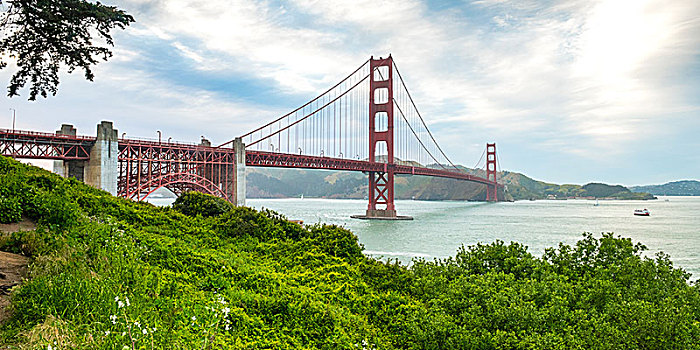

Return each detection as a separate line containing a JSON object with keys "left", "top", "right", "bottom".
{"left": 1, "top": 155, "right": 695, "bottom": 349}
{"left": 631, "top": 180, "right": 700, "bottom": 196}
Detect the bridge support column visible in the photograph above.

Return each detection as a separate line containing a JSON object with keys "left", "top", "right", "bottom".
{"left": 85, "top": 121, "right": 119, "bottom": 196}
{"left": 352, "top": 55, "right": 412, "bottom": 220}
{"left": 53, "top": 124, "right": 85, "bottom": 181}
{"left": 365, "top": 169, "right": 397, "bottom": 218}
{"left": 233, "top": 137, "right": 246, "bottom": 206}
{"left": 485, "top": 143, "right": 498, "bottom": 202}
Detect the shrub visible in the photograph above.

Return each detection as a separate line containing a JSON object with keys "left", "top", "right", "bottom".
{"left": 172, "top": 191, "right": 233, "bottom": 217}
{"left": 0, "top": 196, "right": 22, "bottom": 223}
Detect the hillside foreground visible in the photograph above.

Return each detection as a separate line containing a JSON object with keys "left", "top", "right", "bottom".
{"left": 0, "top": 155, "right": 698, "bottom": 349}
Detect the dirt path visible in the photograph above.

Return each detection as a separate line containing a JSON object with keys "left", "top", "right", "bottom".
{"left": 0, "top": 218, "right": 34, "bottom": 324}
{"left": 0, "top": 218, "right": 37, "bottom": 234}
{"left": 0, "top": 251, "right": 29, "bottom": 324}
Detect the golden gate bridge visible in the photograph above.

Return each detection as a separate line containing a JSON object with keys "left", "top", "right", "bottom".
{"left": 0, "top": 56, "right": 501, "bottom": 220}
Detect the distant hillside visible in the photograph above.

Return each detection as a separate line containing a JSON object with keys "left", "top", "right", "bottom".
{"left": 631, "top": 180, "right": 700, "bottom": 196}
{"left": 247, "top": 166, "right": 654, "bottom": 201}
{"left": 498, "top": 173, "right": 654, "bottom": 200}
{"left": 247, "top": 168, "right": 366, "bottom": 199}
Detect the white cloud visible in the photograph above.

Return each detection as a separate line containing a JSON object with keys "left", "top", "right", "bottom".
{"left": 172, "top": 42, "right": 204, "bottom": 63}
{"left": 122, "top": 0, "right": 364, "bottom": 93}
{"left": 112, "top": 0, "right": 699, "bottom": 162}
{"left": 4, "top": 0, "right": 698, "bottom": 182}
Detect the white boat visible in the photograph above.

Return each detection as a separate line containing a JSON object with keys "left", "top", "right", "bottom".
{"left": 634, "top": 209, "right": 650, "bottom": 216}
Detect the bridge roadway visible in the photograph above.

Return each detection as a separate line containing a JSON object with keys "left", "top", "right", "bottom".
{"left": 245, "top": 150, "right": 496, "bottom": 186}
{"left": 0, "top": 127, "right": 499, "bottom": 200}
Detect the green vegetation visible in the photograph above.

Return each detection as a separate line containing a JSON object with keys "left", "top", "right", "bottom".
{"left": 1, "top": 155, "right": 698, "bottom": 349}
{"left": 631, "top": 180, "right": 700, "bottom": 196}
{"left": 247, "top": 169, "right": 364, "bottom": 199}
{"left": 172, "top": 191, "right": 233, "bottom": 218}
{"left": 501, "top": 173, "right": 656, "bottom": 200}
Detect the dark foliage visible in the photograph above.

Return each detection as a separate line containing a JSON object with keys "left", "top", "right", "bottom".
{"left": 0, "top": 0, "right": 134, "bottom": 100}
{"left": 582, "top": 182, "right": 630, "bottom": 197}
{"left": 172, "top": 191, "right": 233, "bottom": 218}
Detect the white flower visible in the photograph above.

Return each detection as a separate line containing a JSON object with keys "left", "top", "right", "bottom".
{"left": 122, "top": 332, "right": 126, "bottom": 336}
{"left": 134, "top": 321, "right": 141, "bottom": 328}
{"left": 110, "top": 314, "right": 117, "bottom": 324}
{"left": 105, "top": 330, "right": 111, "bottom": 336}
{"left": 224, "top": 324, "right": 230, "bottom": 331}
{"left": 117, "top": 301, "right": 125, "bottom": 308}
{"left": 191, "top": 316, "right": 196, "bottom": 321}
{"left": 152, "top": 327, "right": 157, "bottom": 332}
{"left": 114, "top": 296, "right": 119, "bottom": 302}
{"left": 47, "top": 345, "right": 53, "bottom": 350}
{"left": 142, "top": 329, "right": 148, "bottom": 335}
{"left": 125, "top": 297, "right": 130, "bottom": 307}
{"left": 222, "top": 307, "right": 230, "bottom": 314}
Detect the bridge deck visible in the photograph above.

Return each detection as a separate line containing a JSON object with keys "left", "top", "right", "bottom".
{"left": 0, "top": 128, "right": 498, "bottom": 187}
{"left": 1, "top": 128, "right": 500, "bottom": 198}
{"left": 245, "top": 150, "right": 499, "bottom": 186}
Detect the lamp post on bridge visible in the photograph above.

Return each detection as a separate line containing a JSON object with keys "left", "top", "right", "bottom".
{"left": 9, "top": 108, "right": 16, "bottom": 132}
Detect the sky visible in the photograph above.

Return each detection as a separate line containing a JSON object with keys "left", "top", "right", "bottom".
{"left": 1, "top": 0, "right": 699, "bottom": 186}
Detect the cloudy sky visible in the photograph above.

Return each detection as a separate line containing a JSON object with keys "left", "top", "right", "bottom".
{"left": 1, "top": 0, "right": 699, "bottom": 185}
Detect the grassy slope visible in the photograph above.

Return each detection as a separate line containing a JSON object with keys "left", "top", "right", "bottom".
{"left": 0, "top": 156, "right": 698, "bottom": 349}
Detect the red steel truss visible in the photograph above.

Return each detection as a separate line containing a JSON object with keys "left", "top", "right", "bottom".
{"left": 117, "top": 139, "right": 236, "bottom": 202}
{"left": 0, "top": 128, "right": 237, "bottom": 202}
{"left": 246, "top": 150, "right": 384, "bottom": 172}
{"left": 0, "top": 128, "right": 93, "bottom": 160}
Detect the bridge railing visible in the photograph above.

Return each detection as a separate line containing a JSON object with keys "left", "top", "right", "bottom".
{"left": 118, "top": 136, "right": 203, "bottom": 148}
{"left": 0, "top": 128, "right": 96, "bottom": 142}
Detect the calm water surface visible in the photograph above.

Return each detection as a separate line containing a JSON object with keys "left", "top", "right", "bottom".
{"left": 246, "top": 196, "right": 700, "bottom": 279}
{"left": 152, "top": 196, "right": 700, "bottom": 280}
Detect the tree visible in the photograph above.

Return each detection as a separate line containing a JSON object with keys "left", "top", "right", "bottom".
{"left": 0, "top": 0, "right": 134, "bottom": 100}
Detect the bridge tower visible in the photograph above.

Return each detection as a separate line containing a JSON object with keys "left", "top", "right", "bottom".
{"left": 485, "top": 143, "right": 498, "bottom": 202}
{"left": 362, "top": 55, "right": 407, "bottom": 219}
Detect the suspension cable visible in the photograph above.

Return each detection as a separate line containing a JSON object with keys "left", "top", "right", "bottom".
{"left": 393, "top": 99, "right": 448, "bottom": 170}
{"left": 246, "top": 75, "right": 370, "bottom": 148}
{"left": 218, "top": 59, "right": 371, "bottom": 148}
{"left": 473, "top": 147, "right": 486, "bottom": 170}
{"left": 392, "top": 59, "right": 459, "bottom": 171}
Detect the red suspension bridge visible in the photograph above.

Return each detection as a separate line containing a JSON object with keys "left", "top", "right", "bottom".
{"left": 0, "top": 55, "right": 501, "bottom": 219}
